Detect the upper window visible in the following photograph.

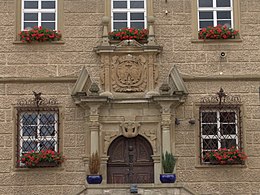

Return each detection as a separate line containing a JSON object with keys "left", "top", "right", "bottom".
{"left": 198, "top": 0, "right": 233, "bottom": 29}
{"left": 22, "top": 0, "right": 57, "bottom": 30}
{"left": 111, "top": 0, "right": 147, "bottom": 30}
{"left": 200, "top": 105, "right": 242, "bottom": 164}
{"left": 17, "top": 107, "right": 59, "bottom": 167}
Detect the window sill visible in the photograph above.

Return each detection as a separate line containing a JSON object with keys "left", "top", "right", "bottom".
{"left": 195, "top": 164, "right": 247, "bottom": 168}
{"left": 13, "top": 166, "right": 64, "bottom": 172}
{"left": 13, "top": 41, "right": 65, "bottom": 44}
{"left": 191, "top": 38, "right": 242, "bottom": 43}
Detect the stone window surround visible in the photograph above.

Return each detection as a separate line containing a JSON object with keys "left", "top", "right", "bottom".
{"left": 13, "top": 106, "right": 64, "bottom": 169}
{"left": 105, "top": 0, "right": 154, "bottom": 33}
{"left": 198, "top": 104, "right": 244, "bottom": 166}
{"left": 191, "top": 0, "right": 241, "bottom": 40}
{"left": 15, "top": 0, "right": 64, "bottom": 41}
{"left": 200, "top": 108, "right": 239, "bottom": 160}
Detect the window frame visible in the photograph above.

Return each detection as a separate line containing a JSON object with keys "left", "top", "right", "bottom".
{"left": 191, "top": 0, "right": 240, "bottom": 40}
{"left": 15, "top": 0, "right": 64, "bottom": 41}
{"left": 16, "top": 107, "right": 60, "bottom": 168}
{"left": 105, "top": 0, "right": 153, "bottom": 33}
{"left": 197, "top": 0, "right": 233, "bottom": 30}
{"left": 111, "top": 0, "right": 147, "bottom": 30}
{"left": 21, "top": 0, "right": 58, "bottom": 31}
{"left": 199, "top": 105, "right": 243, "bottom": 164}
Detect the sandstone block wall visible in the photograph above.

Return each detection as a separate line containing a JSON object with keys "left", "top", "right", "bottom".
{"left": 0, "top": 0, "right": 259, "bottom": 194}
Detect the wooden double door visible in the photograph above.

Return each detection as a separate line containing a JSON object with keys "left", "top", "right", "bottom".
{"left": 107, "top": 135, "right": 154, "bottom": 184}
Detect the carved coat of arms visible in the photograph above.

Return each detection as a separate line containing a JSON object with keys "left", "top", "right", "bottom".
{"left": 111, "top": 55, "right": 147, "bottom": 92}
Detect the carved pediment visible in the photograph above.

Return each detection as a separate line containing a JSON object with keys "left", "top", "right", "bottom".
{"left": 71, "top": 67, "right": 92, "bottom": 96}
{"left": 168, "top": 65, "right": 188, "bottom": 95}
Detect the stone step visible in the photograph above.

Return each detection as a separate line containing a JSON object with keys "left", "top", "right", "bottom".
{"left": 78, "top": 184, "right": 197, "bottom": 195}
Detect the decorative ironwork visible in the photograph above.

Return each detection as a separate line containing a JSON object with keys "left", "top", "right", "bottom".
{"left": 16, "top": 107, "right": 59, "bottom": 168}
{"left": 200, "top": 88, "right": 241, "bottom": 105}
{"left": 17, "top": 91, "right": 58, "bottom": 106}
{"left": 199, "top": 104, "right": 243, "bottom": 165}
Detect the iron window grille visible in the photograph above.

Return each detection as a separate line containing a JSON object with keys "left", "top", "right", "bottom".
{"left": 22, "top": 0, "right": 57, "bottom": 30}
{"left": 199, "top": 88, "right": 243, "bottom": 164}
{"left": 197, "top": 0, "right": 233, "bottom": 29}
{"left": 16, "top": 92, "right": 59, "bottom": 167}
{"left": 111, "top": 0, "right": 147, "bottom": 30}
{"left": 17, "top": 107, "right": 59, "bottom": 167}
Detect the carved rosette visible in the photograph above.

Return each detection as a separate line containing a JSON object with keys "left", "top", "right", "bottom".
{"left": 111, "top": 55, "right": 147, "bottom": 92}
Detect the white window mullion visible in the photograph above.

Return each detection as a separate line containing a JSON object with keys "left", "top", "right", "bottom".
{"left": 213, "top": 10, "right": 217, "bottom": 26}
{"left": 54, "top": 113, "right": 58, "bottom": 151}
{"left": 55, "top": 0, "right": 58, "bottom": 30}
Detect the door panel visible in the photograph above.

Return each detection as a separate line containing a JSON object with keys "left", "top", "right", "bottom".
{"left": 107, "top": 135, "right": 154, "bottom": 184}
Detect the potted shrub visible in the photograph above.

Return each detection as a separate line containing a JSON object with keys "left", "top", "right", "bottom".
{"left": 198, "top": 25, "right": 239, "bottom": 40}
{"left": 19, "top": 26, "right": 62, "bottom": 43}
{"left": 160, "top": 151, "right": 177, "bottom": 183}
{"left": 86, "top": 151, "right": 102, "bottom": 184}
{"left": 108, "top": 27, "right": 148, "bottom": 43}
{"left": 204, "top": 147, "right": 247, "bottom": 165}
{"left": 20, "top": 149, "right": 65, "bottom": 168}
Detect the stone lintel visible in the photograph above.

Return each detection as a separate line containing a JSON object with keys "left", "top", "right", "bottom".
{"left": 94, "top": 44, "right": 162, "bottom": 54}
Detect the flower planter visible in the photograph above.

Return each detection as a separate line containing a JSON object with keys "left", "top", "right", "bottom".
{"left": 209, "top": 159, "right": 243, "bottom": 165}
{"left": 160, "top": 174, "right": 176, "bottom": 183}
{"left": 109, "top": 39, "right": 148, "bottom": 45}
{"left": 19, "top": 26, "right": 61, "bottom": 43}
{"left": 86, "top": 175, "right": 102, "bottom": 184}
{"left": 198, "top": 25, "right": 239, "bottom": 40}
{"left": 20, "top": 149, "right": 65, "bottom": 168}
{"left": 26, "top": 161, "right": 59, "bottom": 168}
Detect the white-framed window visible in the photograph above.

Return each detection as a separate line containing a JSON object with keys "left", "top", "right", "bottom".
{"left": 17, "top": 108, "right": 59, "bottom": 167}
{"left": 200, "top": 105, "right": 242, "bottom": 163}
{"left": 22, "top": 0, "right": 57, "bottom": 30}
{"left": 111, "top": 0, "right": 147, "bottom": 30}
{"left": 197, "top": 0, "right": 233, "bottom": 29}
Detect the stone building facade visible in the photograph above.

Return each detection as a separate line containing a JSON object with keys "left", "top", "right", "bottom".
{"left": 0, "top": 0, "right": 260, "bottom": 194}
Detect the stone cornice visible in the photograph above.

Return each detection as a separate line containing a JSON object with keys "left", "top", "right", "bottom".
{"left": 0, "top": 77, "right": 76, "bottom": 83}
{"left": 183, "top": 74, "right": 260, "bottom": 81}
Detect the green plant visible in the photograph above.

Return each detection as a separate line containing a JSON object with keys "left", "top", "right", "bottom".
{"left": 19, "top": 26, "right": 62, "bottom": 43}
{"left": 204, "top": 147, "right": 247, "bottom": 164}
{"left": 198, "top": 25, "right": 239, "bottom": 40}
{"left": 20, "top": 149, "right": 65, "bottom": 167}
{"left": 89, "top": 151, "right": 101, "bottom": 174}
{"left": 162, "top": 151, "right": 176, "bottom": 173}
{"left": 108, "top": 27, "right": 148, "bottom": 41}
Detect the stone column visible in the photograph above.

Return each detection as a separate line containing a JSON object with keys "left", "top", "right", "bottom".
{"left": 159, "top": 102, "right": 172, "bottom": 154}
{"left": 100, "top": 55, "right": 112, "bottom": 96}
{"left": 152, "top": 155, "right": 161, "bottom": 184}
{"left": 88, "top": 104, "right": 102, "bottom": 154}
{"left": 147, "top": 54, "right": 154, "bottom": 91}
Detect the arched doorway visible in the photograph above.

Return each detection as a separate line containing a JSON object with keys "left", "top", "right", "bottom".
{"left": 107, "top": 135, "right": 154, "bottom": 184}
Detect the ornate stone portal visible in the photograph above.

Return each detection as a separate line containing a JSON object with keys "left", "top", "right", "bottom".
{"left": 71, "top": 40, "right": 188, "bottom": 184}
{"left": 95, "top": 39, "right": 161, "bottom": 96}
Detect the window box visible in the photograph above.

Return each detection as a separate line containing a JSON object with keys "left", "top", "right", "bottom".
{"left": 204, "top": 147, "right": 247, "bottom": 165}
{"left": 19, "top": 26, "right": 62, "bottom": 43}
{"left": 108, "top": 28, "right": 148, "bottom": 45}
{"left": 20, "top": 150, "right": 65, "bottom": 168}
{"left": 198, "top": 25, "right": 239, "bottom": 40}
